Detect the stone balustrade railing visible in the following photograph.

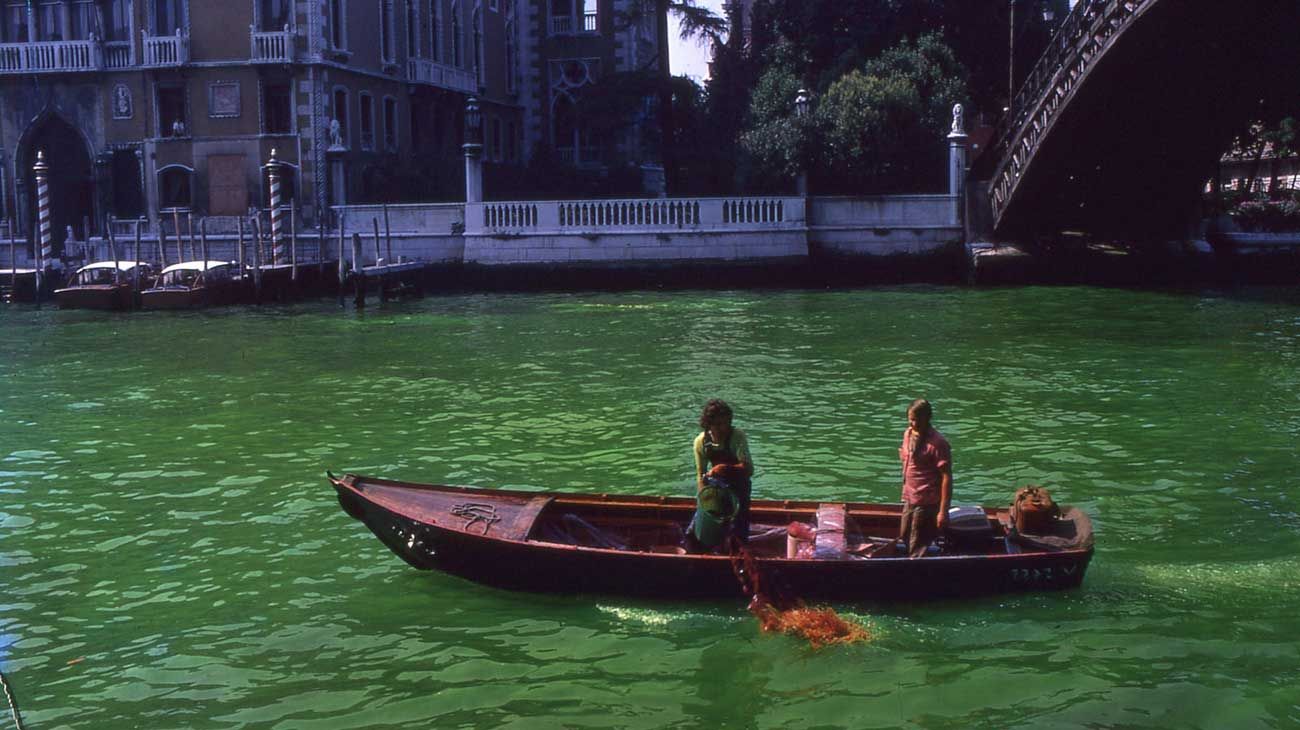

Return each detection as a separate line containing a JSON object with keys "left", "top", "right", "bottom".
{"left": 407, "top": 57, "right": 477, "bottom": 93}
{"left": 251, "top": 27, "right": 294, "bottom": 63}
{"left": 142, "top": 29, "right": 189, "bottom": 67}
{"left": 0, "top": 39, "right": 102, "bottom": 73}
{"left": 986, "top": 0, "right": 1153, "bottom": 226}
{"left": 466, "top": 197, "right": 805, "bottom": 235}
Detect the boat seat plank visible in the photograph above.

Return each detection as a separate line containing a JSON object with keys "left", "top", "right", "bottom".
{"left": 814, "top": 503, "right": 847, "bottom": 559}
{"left": 503, "top": 495, "right": 554, "bottom": 541}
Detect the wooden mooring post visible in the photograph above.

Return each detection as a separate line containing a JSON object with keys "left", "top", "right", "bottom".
{"left": 351, "top": 232, "right": 365, "bottom": 309}
{"left": 251, "top": 216, "right": 264, "bottom": 303}
{"left": 336, "top": 214, "right": 346, "bottom": 307}
{"left": 132, "top": 220, "right": 142, "bottom": 308}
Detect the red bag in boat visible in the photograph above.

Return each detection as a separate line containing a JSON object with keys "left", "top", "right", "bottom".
{"left": 1012, "top": 485, "right": 1060, "bottom": 534}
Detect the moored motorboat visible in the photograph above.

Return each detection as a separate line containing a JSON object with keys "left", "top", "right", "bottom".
{"left": 329, "top": 472, "right": 1094, "bottom": 601}
{"left": 54, "top": 261, "right": 155, "bottom": 310}
{"left": 140, "top": 260, "right": 250, "bottom": 309}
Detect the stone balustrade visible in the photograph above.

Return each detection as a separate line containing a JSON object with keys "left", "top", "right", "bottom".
{"left": 0, "top": 39, "right": 102, "bottom": 73}
{"left": 407, "top": 58, "right": 476, "bottom": 93}
{"left": 142, "top": 29, "right": 189, "bottom": 67}
{"left": 466, "top": 197, "right": 804, "bottom": 235}
{"left": 251, "top": 27, "right": 294, "bottom": 63}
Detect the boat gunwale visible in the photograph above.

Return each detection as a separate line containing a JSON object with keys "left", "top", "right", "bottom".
{"left": 331, "top": 472, "right": 1094, "bottom": 563}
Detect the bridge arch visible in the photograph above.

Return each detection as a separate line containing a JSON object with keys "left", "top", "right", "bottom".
{"left": 978, "top": 0, "right": 1300, "bottom": 240}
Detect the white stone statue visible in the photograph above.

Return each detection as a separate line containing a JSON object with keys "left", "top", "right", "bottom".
{"left": 951, "top": 103, "right": 965, "bottom": 135}
{"left": 329, "top": 118, "right": 343, "bottom": 148}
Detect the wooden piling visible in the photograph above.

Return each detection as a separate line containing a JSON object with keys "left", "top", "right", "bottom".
{"left": 8, "top": 219, "right": 16, "bottom": 293}
{"left": 171, "top": 209, "right": 183, "bottom": 263}
{"left": 352, "top": 232, "right": 365, "bottom": 309}
{"left": 383, "top": 204, "right": 393, "bottom": 265}
{"left": 107, "top": 219, "right": 119, "bottom": 283}
{"left": 237, "top": 216, "right": 246, "bottom": 272}
{"left": 371, "top": 218, "right": 381, "bottom": 264}
{"left": 199, "top": 217, "right": 210, "bottom": 272}
{"left": 290, "top": 202, "right": 298, "bottom": 283}
{"left": 187, "top": 212, "right": 196, "bottom": 263}
{"left": 251, "top": 216, "right": 264, "bottom": 303}
{"left": 338, "top": 210, "right": 348, "bottom": 303}
{"left": 159, "top": 221, "right": 169, "bottom": 268}
{"left": 132, "top": 220, "right": 142, "bottom": 307}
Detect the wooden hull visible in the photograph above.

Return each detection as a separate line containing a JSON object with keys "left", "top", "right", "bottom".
{"left": 331, "top": 473, "right": 1094, "bottom": 602}
{"left": 55, "top": 284, "right": 132, "bottom": 310}
{"left": 141, "top": 281, "right": 248, "bottom": 309}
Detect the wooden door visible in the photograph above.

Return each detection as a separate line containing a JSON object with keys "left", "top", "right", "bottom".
{"left": 207, "top": 155, "right": 247, "bottom": 215}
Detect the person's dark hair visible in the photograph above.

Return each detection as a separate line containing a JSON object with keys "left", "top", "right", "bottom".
{"left": 908, "top": 399, "right": 932, "bottom": 456}
{"left": 699, "top": 399, "right": 734, "bottom": 430}
{"left": 908, "top": 399, "right": 932, "bottom": 421}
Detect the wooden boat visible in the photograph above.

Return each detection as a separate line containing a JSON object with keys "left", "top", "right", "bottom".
{"left": 330, "top": 473, "right": 1095, "bottom": 601}
{"left": 55, "top": 261, "right": 155, "bottom": 310}
{"left": 141, "top": 260, "right": 250, "bottom": 309}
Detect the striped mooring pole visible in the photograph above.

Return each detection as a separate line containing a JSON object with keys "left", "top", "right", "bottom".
{"left": 34, "top": 150, "right": 52, "bottom": 304}
{"left": 264, "top": 149, "right": 285, "bottom": 266}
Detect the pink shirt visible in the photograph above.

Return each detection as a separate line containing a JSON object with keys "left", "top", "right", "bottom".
{"left": 899, "top": 427, "right": 951, "bottom": 505}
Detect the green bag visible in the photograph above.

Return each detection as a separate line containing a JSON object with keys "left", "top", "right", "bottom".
{"left": 691, "top": 483, "right": 739, "bottom": 547}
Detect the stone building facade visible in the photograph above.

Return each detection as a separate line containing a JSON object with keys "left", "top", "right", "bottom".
{"left": 0, "top": 0, "right": 660, "bottom": 254}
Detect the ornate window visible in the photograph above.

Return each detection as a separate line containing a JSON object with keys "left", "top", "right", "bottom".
{"left": 504, "top": 0, "right": 516, "bottom": 93}
{"left": 383, "top": 96, "right": 398, "bottom": 151}
{"left": 328, "top": 0, "right": 347, "bottom": 50}
{"left": 259, "top": 0, "right": 290, "bottom": 31}
{"left": 472, "top": 6, "right": 482, "bottom": 87}
{"left": 2, "top": 3, "right": 28, "bottom": 43}
{"left": 549, "top": 58, "right": 599, "bottom": 165}
{"left": 450, "top": 0, "right": 461, "bottom": 67}
{"left": 359, "top": 92, "right": 375, "bottom": 150}
{"left": 549, "top": 0, "right": 595, "bottom": 35}
{"left": 406, "top": 0, "right": 419, "bottom": 57}
{"left": 380, "top": 0, "right": 395, "bottom": 63}
{"left": 428, "top": 0, "right": 440, "bottom": 62}
{"left": 157, "top": 164, "right": 193, "bottom": 210}
{"left": 151, "top": 0, "right": 186, "bottom": 35}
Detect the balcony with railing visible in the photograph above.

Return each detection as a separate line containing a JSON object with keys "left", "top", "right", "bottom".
{"left": 142, "top": 29, "right": 189, "bottom": 67}
{"left": 251, "top": 26, "right": 294, "bottom": 63}
{"left": 0, "top": 39, "right": 103, "bottom": 74}
{"left": 104, "top": 40, "right": 133, "bottom": 68}
{"left": 407, "top": 58, "right": 476, "bottom": 93}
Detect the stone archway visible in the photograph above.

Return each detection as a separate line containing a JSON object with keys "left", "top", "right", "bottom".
{"left": 17, "top": 113, "right": 96, "bottom": 258}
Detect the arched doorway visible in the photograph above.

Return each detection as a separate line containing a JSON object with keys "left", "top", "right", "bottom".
{"left": 18, "top": 114, "right": 95, "bottom": 258}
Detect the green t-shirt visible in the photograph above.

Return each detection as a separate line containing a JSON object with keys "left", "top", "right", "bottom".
{"left": 693, "top": 428, "right": 752, "bottom": 481}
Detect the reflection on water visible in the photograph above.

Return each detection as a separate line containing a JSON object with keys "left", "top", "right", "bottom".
{"left": 2, "top": 287, "right": 1299, "bottom": 728}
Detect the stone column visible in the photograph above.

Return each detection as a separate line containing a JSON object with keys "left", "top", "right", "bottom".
{"left": 462, "top": 96, "right": 484, "bottom": 204}
{"left": 948, "top": 103, "right": 969, "bottom": 197}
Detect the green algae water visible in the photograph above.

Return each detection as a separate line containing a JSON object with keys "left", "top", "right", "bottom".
{"left": 2, "top": 286, "right": 1298, "bottom": 729}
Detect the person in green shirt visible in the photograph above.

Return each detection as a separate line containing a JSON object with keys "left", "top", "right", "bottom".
{"left": 686, "top": 399, "right": 754, "bottom": 552}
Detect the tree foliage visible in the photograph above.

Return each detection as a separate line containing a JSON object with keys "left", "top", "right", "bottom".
{"left": 740, "top": 33, "right": 968, "bottom": 194}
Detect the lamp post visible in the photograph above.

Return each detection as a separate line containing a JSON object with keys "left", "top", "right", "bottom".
{"left": 1008, "top": 0, "right": 1016, "bottom": 116}
{"left": 462, "top": 96, "right": 484, "bottom": 204}
{"left": 794, "top": 88, "right": 810, "bottom": 197}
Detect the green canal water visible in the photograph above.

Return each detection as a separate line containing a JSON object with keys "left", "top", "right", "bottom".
{"left": 1, "top": 286, "right": 1298, "bottom": 729}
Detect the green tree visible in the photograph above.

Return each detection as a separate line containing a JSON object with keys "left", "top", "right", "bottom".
{"left": 741, "top": 34, "right": 968, "bottom": 194}
{"left": 619, "top": 0, "right": 726, "bottom": 194}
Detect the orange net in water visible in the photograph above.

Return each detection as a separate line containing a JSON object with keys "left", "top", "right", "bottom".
{"left": 750, "top": 599, "right": 872, "bottom": 648}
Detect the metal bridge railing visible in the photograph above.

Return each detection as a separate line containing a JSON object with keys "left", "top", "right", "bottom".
{"left": 986, "top": 0, "right": 1154, "bottom": 227}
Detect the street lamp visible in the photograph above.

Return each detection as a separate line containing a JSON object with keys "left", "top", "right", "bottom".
{"left": 793, "top": 88, "right": 811, "bottom": 197}
{"left": 464, "top": 95, "right": 483, "bottom": 147}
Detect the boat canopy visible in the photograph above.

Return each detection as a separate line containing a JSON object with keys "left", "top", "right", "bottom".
{"left": 77, "top": 261, "right": 149, "bottom": 273}
{"left": 158, "top": 260, "right": 236, "bottom": 274}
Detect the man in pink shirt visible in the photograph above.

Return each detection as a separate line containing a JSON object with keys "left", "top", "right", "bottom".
{"left": 898, "top": 399, "right": 952, "bottom": 557}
